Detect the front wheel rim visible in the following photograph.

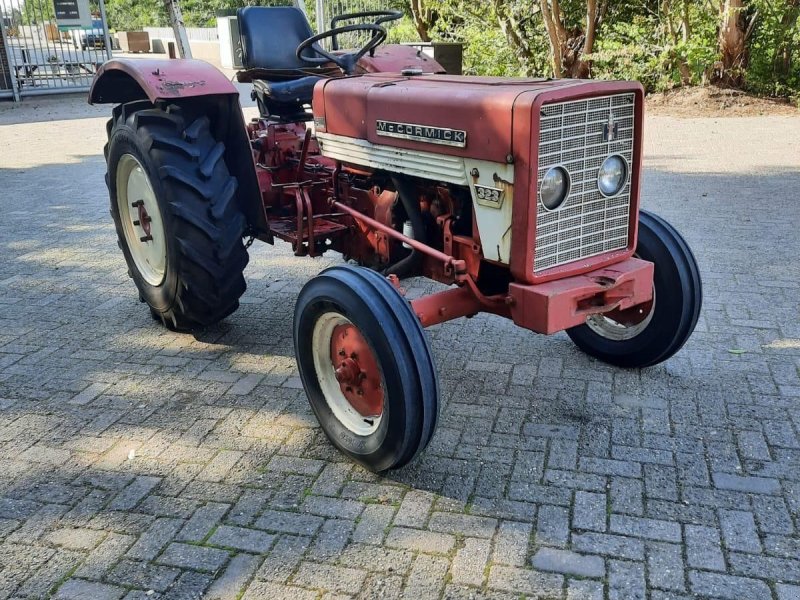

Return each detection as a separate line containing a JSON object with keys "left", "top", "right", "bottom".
{"left": 311, "top": 312, "right": 385, "bottom": 436}
{"left": 585, "top": 287, "right": 657, "bottom": 341}
{"left": 116, "top": 154, "right": 167, "bottom": 286}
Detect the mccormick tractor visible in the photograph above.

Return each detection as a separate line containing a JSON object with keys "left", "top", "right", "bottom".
{"left": 89, "top": 7, "right": 702, "bottom": 472}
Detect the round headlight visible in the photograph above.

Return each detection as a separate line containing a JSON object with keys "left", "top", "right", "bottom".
{"left": 540, "top": 166, "right": 570, "bottom": 210}
{"left": 598, "top": 155, "right": 628, "bottom": 197}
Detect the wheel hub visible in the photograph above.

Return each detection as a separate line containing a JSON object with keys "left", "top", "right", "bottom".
{"left": 115, "top": 154, "right": 167, "bottom": 286}
{"left": 330, "top": 323, "right": 384, "bottom": 418}
{"left": 136, "top": 202, "right": 152, "bottom": 237}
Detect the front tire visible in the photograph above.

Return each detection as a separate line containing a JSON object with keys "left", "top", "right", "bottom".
{"left": 566, "top": 210, "right": 702, "bottom": 368}
{"left": 294, "top": 266, "right": 439, "bottom": 472}
{"left": 106, "top": 101, "right": 249, "bottom": 331}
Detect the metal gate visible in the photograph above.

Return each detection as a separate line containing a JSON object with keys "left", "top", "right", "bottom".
{"left": 313, "top": 0, "right": 397, "bottom": 50}
{"left": 0, "top": 0, "right": 111, "bottom": 100}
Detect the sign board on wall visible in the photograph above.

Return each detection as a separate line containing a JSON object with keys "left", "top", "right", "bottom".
{"left": 54, "top": 0, "right": 92, "bottom": 29}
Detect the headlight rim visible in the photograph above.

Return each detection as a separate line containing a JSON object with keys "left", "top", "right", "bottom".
{"left": 597, "top": 154, "right": 629, "bottom": 198}
{"left": 539, "top": 165, "right": 571, "bottom": 212}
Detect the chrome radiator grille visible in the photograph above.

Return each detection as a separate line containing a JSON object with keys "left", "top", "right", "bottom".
{"left": 534, "top": 93, "right": 635, "bottom": 273}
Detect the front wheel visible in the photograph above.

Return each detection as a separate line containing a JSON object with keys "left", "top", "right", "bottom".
{"left": 294, "top": 266, "right": 439, "bottom": 472}
{"left": 566, "top": 210, "right": 702, "bottom": 368}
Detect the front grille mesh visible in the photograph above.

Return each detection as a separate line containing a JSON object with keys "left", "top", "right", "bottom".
{"left": 534, "top": 93, "right": 635, "bottom": 272}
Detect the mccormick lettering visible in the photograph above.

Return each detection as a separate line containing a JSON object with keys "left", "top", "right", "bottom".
{"left": 375, "top": 120, "right": 467, "bottom": 148}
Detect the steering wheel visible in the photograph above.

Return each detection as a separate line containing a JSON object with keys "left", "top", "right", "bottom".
{"left": 295, "top": 10, "right": 402, "bottom": 74}
{"left": 296, "top": 23, "right": 387, "bottom": 74}
{"left": 329, "top": 10, "right": 403, "bottom": 51}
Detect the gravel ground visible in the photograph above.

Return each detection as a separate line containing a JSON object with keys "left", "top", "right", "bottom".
{"left": 0, "top": 92, "right": 799, "bottom": 600}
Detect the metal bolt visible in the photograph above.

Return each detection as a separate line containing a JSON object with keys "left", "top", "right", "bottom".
{"left": 470, "top": 168, "right": 479, "bottom": 177}
{"left": 139, "top": 235, "right": 153, "bottom": 242}
{"left": 133, "top": 220, "right": 140, "bottom": 226}
{"left": 131, "top": 200, "right": 144, "bottom": 207}
{"left": 339, "top": 349, "right": 346, "bottom": 357}
{"left": 506, "top": 154, "right": 514, "bottom": 164}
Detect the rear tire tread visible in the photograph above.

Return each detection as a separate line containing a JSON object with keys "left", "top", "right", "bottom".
{"left": 107, "top": 102, "right": 249, "bottom": 331}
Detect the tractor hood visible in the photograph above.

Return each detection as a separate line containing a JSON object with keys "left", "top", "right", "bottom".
{"left": 313, "top": 73, "right": 615, "bottom": 163}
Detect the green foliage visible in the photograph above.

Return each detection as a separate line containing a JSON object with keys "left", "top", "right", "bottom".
{"left": 105, "top": 0, "right": 168, "bottom": 31}
{"left": 102, "top": 0, "right": 799, "bottom": 98}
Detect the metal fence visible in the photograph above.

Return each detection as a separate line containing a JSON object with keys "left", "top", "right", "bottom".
{"left": 0, "top": 0, "right": 111, "bottom": 100}
{"left": 313, "top": 0, "right": 397, "bottom": 49}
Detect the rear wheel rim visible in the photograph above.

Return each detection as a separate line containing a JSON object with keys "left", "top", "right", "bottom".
{"left": 311, "top": 312, "right": 384, "bottom": 436}
{"left": 116, "top": 154, "right": 166, "bottom": 286}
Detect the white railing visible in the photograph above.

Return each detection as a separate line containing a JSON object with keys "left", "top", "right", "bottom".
{"left": 144, "top": 27, "right": 218, "bottom": 42}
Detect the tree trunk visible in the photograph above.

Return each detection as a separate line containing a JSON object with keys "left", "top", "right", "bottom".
{"left": 716, "top": 0, "right": 747, "bottom": 87}
{"left": 494, "top": 0, "right": 537, "bottom": 74}
{"left": 774, "top": 0, "right": 800, "bottom": 78}
{"left": 408, "top": 0, "right": 435, "bottom": 42}
{"left": 540, "top": 0, "right": 600, "bottom": 78}
{"left": 540, "top": 0, "right": 566, "bottom": 77}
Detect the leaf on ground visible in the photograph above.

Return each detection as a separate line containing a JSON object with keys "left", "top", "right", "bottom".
{"left": 727, "top": 348, "right": 747, "bottom": 355}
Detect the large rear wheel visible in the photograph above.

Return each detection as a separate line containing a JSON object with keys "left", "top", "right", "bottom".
{"left": 566, "top": 210, "right": 702, "bottom": 368}
{"left": 106, "top": 101, "right": 249, "bottom": 331}
{"left": 294, "top": 266, "right": 439, "bottom": 472}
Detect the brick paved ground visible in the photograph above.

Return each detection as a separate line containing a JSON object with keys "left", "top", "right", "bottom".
{"left": 0, "top": 96, "right": 799, "bottom": 600}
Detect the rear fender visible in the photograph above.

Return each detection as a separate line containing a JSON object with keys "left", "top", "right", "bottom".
{"left": 90, "top": 58, "right": 271, "bottom": 241}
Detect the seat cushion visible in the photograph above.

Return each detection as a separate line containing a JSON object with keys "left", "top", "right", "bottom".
{"left": 253, "top": 75, "right": 320, "bottom": 105}
{"left": 238, "top": 6, "right": 319, "bottom": 71}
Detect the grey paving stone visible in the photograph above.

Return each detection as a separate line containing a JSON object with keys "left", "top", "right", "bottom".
{"left": 531, "top": 547, "right": 605, "bottom": 578}
{"left": 54, "top": 579, "right": 125, "bottom": 600}
{"left": 450, "top": 537, "right": 491, "bottom": 586}
{"left": 777, "top": 583, "right": 800, "bottom": 600}
{"left": 74, "top": 532, "right": 136, "bottom": 580}
{"left": 351, "top": 504, "right": 395, "bottom": 545}
{"left": 126, "top": 518, "right": 183, "bottom": 561}
{"left": 385, "top": 526, "right": 456, "bottom": 554}
{"left": 255, "top": 535, "right": 311, "bottom": 583}
{"left": 208, "top": 525, "right": 276, "bottom": 553}
{"left": 493, "top": 520, "right": 532, "bottom": 567}
{"left": 535, "top": 504, "right": 570, "bottom": 547}
{"left": 308, "top": 517, "right": 355, "bottom": 560}
{"left": 647, "top": 542, "right": 685, "bottom": 593}
{"left": 108, "top": 560, "right": 180, "bottom": 592}
{"left": 609, "top": 559, "right": 645, "bottom": 600}
{"left": 572, "top": 532, "right": 645, "bottom": 561}
{"left": 573, "top": 491, "right": 606, "bottom": 532}
{"left": 610, "top": 477, "right": 644, "bottom": 516}
{"left": 610, "top": 514, "right": 682, "bottom": 542}
{"left": 158, "top": 542, "right": 230, "bottom": 573}
{"left": 176, "top": 502, "right": 230, "bottom": 542}
{"left": 712, "top": 472, "right": 781, "bottom": 495}
{"left": 205, "top": 554, "right": 262, "bottom": 600}
{"left": 393, "top": 490, "right": 434, "bottom": 528}
{"left": 292, "top": 561, "right": 367, "bottom": 595}
{"left": 428, "top": 512, "right": 497, "bottom": 538}
{"left": 719, "top": 509, "right": 762, "bottom": 554}
{"left": 566, "top": 579, "right": 604, "bottom": 600}
{"left": 253, "top": 509, "right": 323, "bottom": 536}
{"left": 689, "top": 570, "right": 772, "bottom": 599}
{"left": 487, "top": 565, "right": 564, "bottom": 597}
{"left": 404, "top": 554, "right": 450, "bottom": 600}
{"left": 109, "top": 476, "right": 161, "bottom": 511}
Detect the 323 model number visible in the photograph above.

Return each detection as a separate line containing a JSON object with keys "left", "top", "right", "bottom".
{"left": 474, "top": 184, "right": 504, "bottom": 207}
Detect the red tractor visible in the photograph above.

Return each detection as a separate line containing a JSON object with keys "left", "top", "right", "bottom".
{"left": 89, "top": 7, "right": 701, "bottom": 472}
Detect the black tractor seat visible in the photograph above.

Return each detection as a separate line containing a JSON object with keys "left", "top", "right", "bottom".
{"left": 237, "top": 6, "right": 332, "bottom": 120}
{"left": 252, "top": 75, "right": 320, "bottom": 106}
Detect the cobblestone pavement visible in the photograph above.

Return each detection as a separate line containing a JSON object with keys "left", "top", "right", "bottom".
{"left": 1, "top": 95, "right": 799, "bottom": 600}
